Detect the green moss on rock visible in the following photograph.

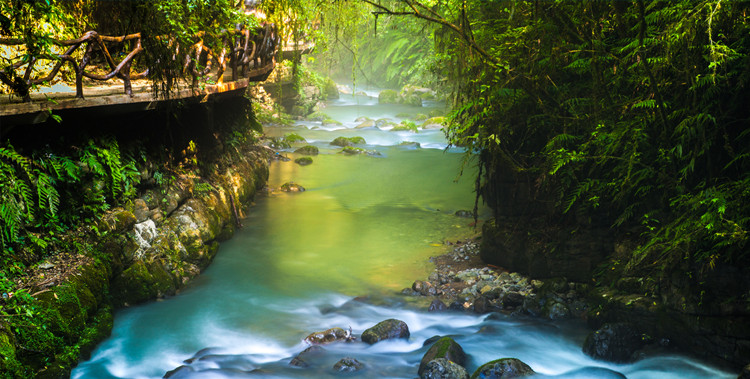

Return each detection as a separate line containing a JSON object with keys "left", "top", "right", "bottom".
{"left": 294, "top": 145, "right": 320, "bottom": 156}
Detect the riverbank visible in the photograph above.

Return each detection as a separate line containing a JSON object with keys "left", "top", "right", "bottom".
{"left": 404, "top": 225, "right": 749, "bottom": 377}
{"left": 0, "top": 95, "right": 270, "bottom": 378}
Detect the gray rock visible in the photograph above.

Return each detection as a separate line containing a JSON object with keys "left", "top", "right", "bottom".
{"left": 471, "top": 358, "right": 535, "bottom": 378}
{"left": 332, "top": 357, "right": 363, "bottom": 372}
{"left": 421, "top": 358, "right": 469, "bottom": 379}
{"left": 133, "top": 198, "right": 150, "bottom": 223}
{"left": 582, "top": 323, "right": 647, "bottom": 363}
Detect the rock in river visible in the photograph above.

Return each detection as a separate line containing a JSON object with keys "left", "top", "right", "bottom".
{"left": 582, "top": 322, "right": 647, "bottom": 363}
{"left": 361, "top": 319, "right": 410, "bottom": 344}
{"left": 470, "top": 358, "right": 535, "bottom": 378}
{"left": 419, "top": 337, "right": 467, "bottom": 376}
{"left": 333, "top": 357, "right": 364, "bottom": 372}
{"left": 303, "top": 327, "right": 351, "bottom": 345}
{"left": 421, "top": 358, "right": 469, "bottom": 379}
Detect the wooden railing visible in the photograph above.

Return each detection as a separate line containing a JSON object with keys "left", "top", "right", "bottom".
{"left": 0, "top": 24, "right": 279, "bottom": 101}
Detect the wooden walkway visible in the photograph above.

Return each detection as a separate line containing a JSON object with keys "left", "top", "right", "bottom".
{"left": 1, "top": 25, "right": 286, "bottom": 129}
{"left": 1, "top": 64, "right": 274, "bottom": 128}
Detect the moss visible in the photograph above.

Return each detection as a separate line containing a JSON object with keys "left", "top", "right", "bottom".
{"left": 322, "top": 119, "right": 343, "bottom": 126}
{"left": 0, "top": 328, "right": 22, "bottom": 378}
{"left": 283, "top": 133, "right": 306, "bottom": 143}
{"left": 294, "top": 145, "right": 319, "bottom": 156}
{"left": 378, "top": 89, "right": 399, "bottom": 104}
{"left": 330, "top": 136, "right": 366, "bottom": 147}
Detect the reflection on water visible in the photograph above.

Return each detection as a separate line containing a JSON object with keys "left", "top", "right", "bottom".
{"left": 71, "top": 91, "right": 734, "bottom": 379}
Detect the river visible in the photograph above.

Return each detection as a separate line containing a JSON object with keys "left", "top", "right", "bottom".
{"left": 71, "top": 89, "right": 734, "bottom": 379}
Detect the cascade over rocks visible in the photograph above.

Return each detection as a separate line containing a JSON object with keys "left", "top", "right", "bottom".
{"left": 303, "top": 327, "right": 352, "bottom": 345}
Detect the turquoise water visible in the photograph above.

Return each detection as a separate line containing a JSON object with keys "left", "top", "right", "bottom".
{"left": 71, "top": 91, "right": 734, "bottom": 379}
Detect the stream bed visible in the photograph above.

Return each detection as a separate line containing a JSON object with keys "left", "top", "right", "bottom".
{"left": 71, "top": 90, "right": 734, "bottom": 379}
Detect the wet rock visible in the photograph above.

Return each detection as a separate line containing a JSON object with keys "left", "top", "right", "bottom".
{"left": 423, "top": 335, "right": 443, "bottom": 346}
{"left": 100, "top": 208, "right": 137, "bottom": 233}
{"left": 454, "top": 210, "right": 473, "bottom": 218}
{"left": 413, "top": 280, "right": 437, "bottom": 296}
{"left": 471, "top": 358, "right": 535, "bottom": 378}
{"left": 421, "top": 358, "right": 469, "bottom": 379}
{"left": 428, "top": 299, "right": 447, "bottom": 312}
{"left": 354, "top": 116, "right": 371, "bottom": 122}
{"left": 331, "top": 136, "right": 366, "bottom": 147}
{"left": 133, "top": 198, "right": 150, "bottom": 223}
{"left": 554, "top": 366, "right": 626, "bottom": 378}
{"left": 355, "top": 120, "right": 376, "bottom": 129}
{"left": 289, "top": 345, "right": 326, "bottom": 367}
{"left": 502, "top": 292, "right": 525, "bottom": 308}
{"left": 378, "top": 89, "right": 400, "bottom": 104}
{"left": 419, "top": 337, "right": 467, "bottom": 376}
{"left": 473, "top": 296, "right": 492, "bottom": 313}
{"left": 332, "top": 357, "right": 364, "bottom": 372}
{"left": 294, "top": 157, "right": 313, "bottom": 166}
{"left": 582, "top": 323, "right": 647, "bottom": 363}
{"left": 280, "top": 182, "right": 305, "bottom": 192}
{"left": 545, "top": 300, "right": 570, "bottom": 320}
{"left": 294, "top": 145, "right": 319, "bottom": 155}
{"left": 163, "top": 365, "right": 193, "bottom": 378}
{"left": 304, "top": 327, "right": 351, "bottom": 345}
{"left": 361, "top": 319, "right": 410, "bottom": 344}
{"left": 322, "top": 119, "right": 343, "bottom": 127}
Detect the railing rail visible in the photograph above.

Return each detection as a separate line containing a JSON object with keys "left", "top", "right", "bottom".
{"left": 0, "top": 24, "right": 279, "bottom": 102}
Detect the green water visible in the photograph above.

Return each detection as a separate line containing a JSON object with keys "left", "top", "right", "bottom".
{"left": 71, "top": 91, "right": 734, "bottom": 379}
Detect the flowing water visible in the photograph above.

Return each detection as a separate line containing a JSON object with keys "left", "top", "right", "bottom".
{"left": 72, "top": 89, "right": 734, "bottom": 379}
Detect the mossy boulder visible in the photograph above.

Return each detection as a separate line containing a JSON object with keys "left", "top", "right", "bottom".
{"left": 355, "top": 119, "right": 376, "bottom": 129}
{"left": 402, "top": 93, "right": 423, "bottom": 107}
{"left": 470, "top": 358, "right": 535, "bottom": 379}
{"left": 323, "top": 78, "right": 340, "bottom": 100}
{"left": 422, "top": 117, "right": 446, "bottom": 130}
{"left": 100, "top": 208, "right": 136, "bottom": 233}
{"left": 378, "top": 89, "right": 400, "bottom": 104}
{"left": 361, "top": 319, "right": 410, "bottom": 344}
{"left": 340, "top": 146, "right": 366, "bottom": 155}
{"left": 111, "top": 260, "right": 177, "bottom": 306}
{"left": 414, "top": 113, "right": 428, "bottom": 121}
{"left": 331, "top": 136, "right": 366, "bottom": 147}
{"left": 322, "top": 119, "right": 343, "bottom": 126}
{"left": 294, "top": 145, "right": 320, "bottom": 155}
{"left": 307, "top": 111, "right": 330, "bottom": 121}
{"left": 0, "top": 325, "right": 21, "bottom": 376}
{"left": 419, "top": 337, "right": 467, "bottom": 376}
{"left": 283, "top": 133, "right": 306, "bottom": 143}
{"left": 295, "top": 157, "right": 313, "bottom": 166}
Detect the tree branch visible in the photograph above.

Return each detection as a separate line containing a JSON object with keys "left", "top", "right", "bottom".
{"left": 360, "top": 0, "right": 500, "bottom": 67}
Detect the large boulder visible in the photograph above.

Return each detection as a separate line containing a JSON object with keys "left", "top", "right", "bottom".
{"left": 421, "top": 358, "right": 469, "bottom": 379}
{"left": 582, "top": 323, "right": 647, "bottom": 363}
{"left": 361, "top": 319, "right": 410, "bottom": 344}
{"left": 470, "top": 358, "right": 535, "bottom": 379}
{"left": 419, "top": 337, "right": 467, "bottom": 376}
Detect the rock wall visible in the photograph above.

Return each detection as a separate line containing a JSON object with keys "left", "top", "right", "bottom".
{"left": 104, "top": 149, "right": 269, "bottom": 306}
{"left": 19, "top": 149, "right": 269, "bottom": 378}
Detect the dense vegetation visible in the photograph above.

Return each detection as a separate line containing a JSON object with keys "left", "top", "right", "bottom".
{"left": 353, "top": 1, "right": 749, "bottom": 285}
